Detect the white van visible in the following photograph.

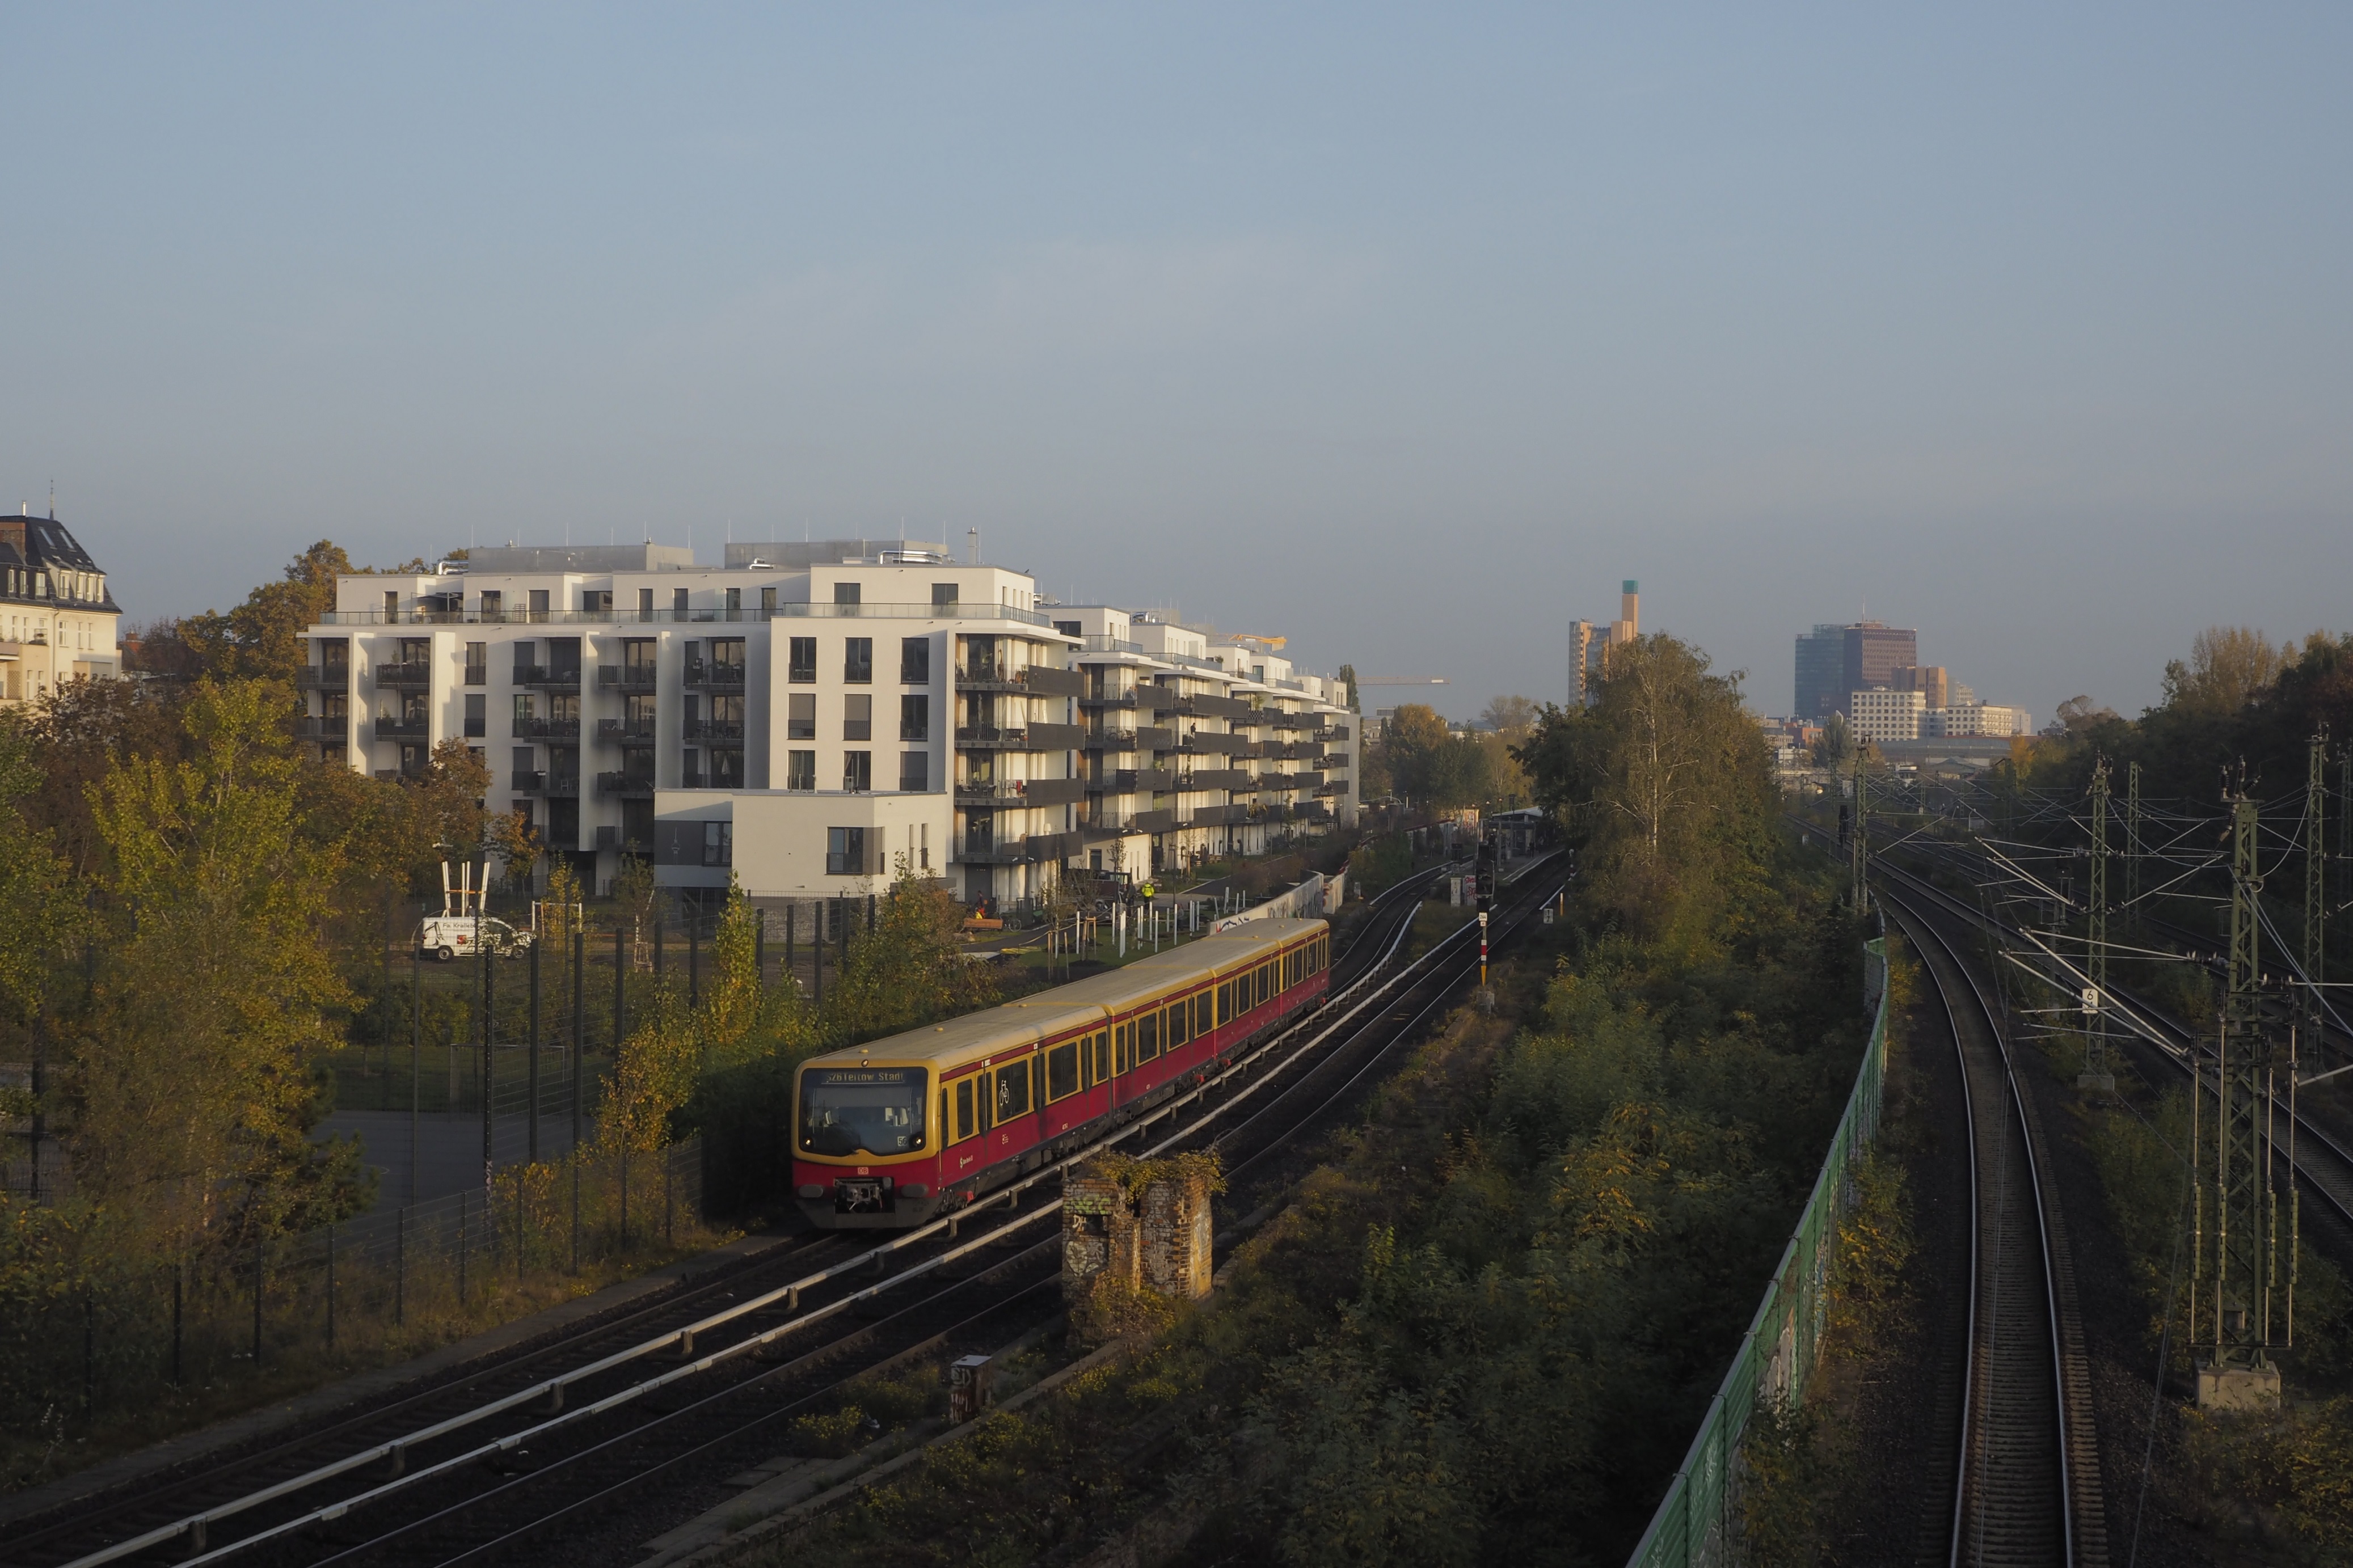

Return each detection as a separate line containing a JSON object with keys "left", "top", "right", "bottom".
{"left": 416, "top": 916, "right": 535, "bottom": 961}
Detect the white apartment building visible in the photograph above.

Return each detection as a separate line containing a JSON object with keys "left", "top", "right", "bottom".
{"left": 1847, "top": 688, "right": 1926, "bottom": 743}
{"left": 0, "top": 508, "right": 120, "bottom": 705}
{"left": 1923, "top": 702, "right": 2032, "bottom": 738}
{"left": 302, "top": 541, "right": 1356, "bottom": 908}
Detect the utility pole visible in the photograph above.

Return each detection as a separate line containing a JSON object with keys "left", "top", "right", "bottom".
{"left": 2082, "top": 761, "right": 2114, "bottom": 1094}
{"left": 2308, "top": 733, "right": 2328, "bottom": 1045}
{"left": 2126, "top": 761, "right": 2143, "bottom": 932}
{"left": 1850, "top": 752, "right": 1869, "bottom": 910}
{"left": 2190, "top": 781, "right": 2293, "bottom": 1407}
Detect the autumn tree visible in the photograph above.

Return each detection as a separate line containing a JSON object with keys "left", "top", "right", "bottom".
{"left": 826, "top": 861, "right": 998, "bottom": 1047}
{"left": 0, "top": 715, "right": 82, "bottom": 1083}
{"left": 174, "top": 540, "right": 357, "bottom": 686}
{"left": 76, "top": 680, "right": 369, "bottom": 1248}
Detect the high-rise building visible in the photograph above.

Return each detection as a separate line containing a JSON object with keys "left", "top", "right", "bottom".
{"left": 1844, "top": 622, "right": 1918, "bottom": 701}
{"left": 1893, "top": 665, "right": 1950, "bottom": 707}
{"left": 1793, "top": 624, "right": 1845, "bottom": 721}
{"left": 1568, "top": 580, "right": 1640, "bottom": 707}
{"left": 1848, "top": 688, "right": 1926, "bottom": 743}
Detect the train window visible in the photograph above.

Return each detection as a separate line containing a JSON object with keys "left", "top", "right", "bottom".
{"left": 1256, "top": 963, "right": 1271, "bottom": 1007}
{"left": 1171, "top": 997, "right": 1192, "bottom": 1049}
{"left": 1215, "top": 982, "right": 1229, "bottom": 1024}
{"left": 1137, "top": 1009, "right": 1161, "bottom": 1062}
{"left": 1114, "top": 1023, "right": 1130, "bottom": 1074}
{"left": 1195, "top": 992, "right": 1213, "bottom": 1037}
{"left": 1091, "top": 1030, "right": 1110, "bottom": 1084}
{"left": 996, "top": 1059, "right": 1031, "bottom": 1121}
{"left": 1046, "top": 1041, "right": 1080, "bottom": 1102}
{"left": 955, "top": 1077, "right": 976, "bottom": 1141}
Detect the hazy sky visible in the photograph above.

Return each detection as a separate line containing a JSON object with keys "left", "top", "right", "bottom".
{"left": 6, "top": 6, "right": 2349, "bottom": 724}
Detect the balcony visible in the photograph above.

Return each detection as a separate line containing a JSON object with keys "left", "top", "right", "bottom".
{"left": 1186, "top": 803, "right": 1254, "bottom": 827}
{"left": 512, "top": 716, "right": 582, "bottom": 741}
{"left": 1176, "top": 692, "right": 1254, "bottom": 720}
{"left": 1318, "top": 724, "right": 1353, "bottom": 743}
{"left": 513, "top": 664, "right": 583, "bottom": 690}
{"left": 373, "top": 716, "right": 429, "bottom": 741}
{"left": 957, "top": 664, "right": 1085, "bottom": 698}
{"left": 598, "top": 665, "right": 659, "bottom": 692}
{"left": 1174, "top": 767, "right": 1254, "bottom": 792}
{"left": 955, "top": 776, "right": 1087, "bottom": 809}
{"left": 684, "top": 659, "right": 747, "bottom": 691}
{"left": 1092, "top": 767, "right": 1173, "bottom": 794}
{"left": 597, "top": 717, "right": 659, "bottom": 744}
{"left": 294, "top": 715, "right": 348, "bottom": 741}
{"left": 511, "top": 771, "right": 580, "bottom": 798}
{"left": 372, "top": 662, "right": 432, "bottom": 690}
{"left": 297, "top": 665, "right": 349, "bottom": 690}
{"left": 597, "top": 772, "right": 656, "bottom": 799}
{"left": 684, "top": 719, "right": 747, "bottom": 743}
{"left": 955, "top": 830, "right": 1083, "bottom": 865}
{"left": 955, "top": 722, "right": 1086, "bottom": 750}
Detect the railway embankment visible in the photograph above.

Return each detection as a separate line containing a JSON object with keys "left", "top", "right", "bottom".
{"left": 744, "top": 842, "right": 1875, "bottom": 1567}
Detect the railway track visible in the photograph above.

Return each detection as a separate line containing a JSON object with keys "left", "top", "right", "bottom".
{"left": 1882, "top": 887, "right": 2104, "bottom": 1567}
{"left": 22, "top": 852, "right": 1558, "bottom": 1568}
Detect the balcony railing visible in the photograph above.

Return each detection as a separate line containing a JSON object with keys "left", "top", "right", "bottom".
{"left": 597, "top": 772, "right": 656, "bottom": 799}
{"left": 1174, "top": 767, "right": 1254, "bottom": 791}
{"left": 372, "top": 662, "right": 432, "bottom": 689}
{"left": 297, "top": 666, "right": 349, "bottom": 690}
{"left": 954, "top": 829, "right": 1083, "bottom": 865}
{"left": 511, "top": 771, "right": 580, "bottom": 797}
{"left": 955, "top": 722, "right": 1086, "bottom": 750}
{"left": 684, "top": 660, "right": 747, "bottom": 691}
{"left": 512, "top": 664, "right": 583, "bottom": 689}
{"left": 1093, "top": 767, "right": 1173, "bottom": 794}
{"left": 318, "top": 601, "right": 1064, "bottom": 629}
{"left": 373, "top": 716, "right": 429, "bottom": 741}
{"left": 597, "top": 665, "right": 659, "bottom": 691}
{"left": 683, "top": 719, "right": 747, "bottom": 742}
{"left": 957, "top": 664, "right": 1084, "bottom": 698}
{"left": 512, "top": 717, "right": 581, "bottom": 741}
{"left": 294, "top": 715, "right": 348, "bottom": 741}
{"left": 1176, "top": 692, "right": 1254, "bottom": 720}
{"left": 596, "top": 718, "right": 658, "bottom": 743}
{"left": 955, "top": 777, "right": 1087, "bottom": 808}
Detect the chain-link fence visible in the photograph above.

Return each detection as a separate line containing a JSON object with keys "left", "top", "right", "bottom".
{"left": 0, "top": 1139, "right": 703, "bottom": 1436}
{"left": 1624, "top": 936, "right": 1890, "bottom": 1568}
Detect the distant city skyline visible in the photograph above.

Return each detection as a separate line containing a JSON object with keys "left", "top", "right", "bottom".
{"left": 5, "top": 7, "right": 2348, "bottom": 725}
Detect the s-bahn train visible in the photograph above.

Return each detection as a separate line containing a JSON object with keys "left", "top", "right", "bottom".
{"left": 792, "top": 917, "right": 1332, "bottom": 1228}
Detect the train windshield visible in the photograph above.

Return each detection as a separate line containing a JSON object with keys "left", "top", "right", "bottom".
{"left": 799, "top": 1068, "right": 927, "bottom": 1158}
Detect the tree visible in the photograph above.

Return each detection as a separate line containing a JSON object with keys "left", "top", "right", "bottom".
{"left": 1379, "top": 704, "right": 1454, "bottom": 809}
{"left": 77, "top": 679, "right": 367, "bottom": 1247}
{"left": 1811, "top": 713, "right": 1853, "bottom": 771}
{"left": 1478, "top": 694, "right": 1538, "bottom": 739}
{"left": 174, "top": 540, "right": 357, "bottom": 686}
{"left": 2160, "top": 625, "right": 2288, "bottom": 717}
{"left": 0, "top": 715, "right": 82, "bottom": 1058}
{"left": 826, "top": 861, "right": 999, "bottom": 1046}
{"left": 1335, "top": 663, "right": 1362, "bottom": 713}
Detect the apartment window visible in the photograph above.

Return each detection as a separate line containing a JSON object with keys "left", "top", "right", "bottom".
{"left": 900, "top": 751, "right": 928, "bottom": 792}
{"left": 825, "top": 826, "right": 867, "bottom": 876}
{"left": 582, "top": 590, "right": 612, "bottom": 614}
{"left": 529, "top": 589, "right": 550, "bottom": 621}
{"left": 479, "top": 590, "right": 503, "bottom": 620}
{"left": 833, "top": 581, "right": 862, "bottom": 607}
{"left": 843, "top": 751, "right": 872, "bottom": 792}
{"left": 702, "top": 821, "right": 732, "bottom": 867}
{"left": 513, "top": 692, "right": 537, "bottom": 728}
{"left": 844, "top": 637, "right": 872, "bottom": 683}
{"left": 1055, "top": 620, "right": 1081, "bottom": 638}
{"left": 623, "top": 637, "right": 656, "bottom": 674}
{"left": 787, "top": 750, "right": 816, "bottom": 791}
{"left": 844, "top": 694, "right": 872, "bottom": 741}
{"left": 788, "top": 637, "right": 817, "bottom": 683}
{"left": 711, "top": 749, "right": 745, "bottom": 787}
{"left": 931, "top": 582, "right": 958, "bottom": 606}
{"left": 638, "top": 587, "right": 654, "bottom": 619}
{"left": 673, "top": 587, "right": 690, "bottom": 617}
{"left": 760, "top": 586, "right": 777, "bottom": 615}
{"left": 724, "top": 587, "right": 741, "bottom": 619}
{"left": 901, "top": 636, "right": 930, "bottom": 683}
{"left": 383, "top": 590, "right": 398, "bottom": 619}
{"left": 464, "top": 642, "right": 486, "bottom": 684}
{"left": 900, "top": 694, "right": 929, "bottom": 740}
{"left": 464, "top": 694, "right": 486, "bottom": 738}
{"left": 920, "top": 822, "right": 929, "bottom": 870}
{"left": 788, "top": 692, "right": 816, "bottom": 739}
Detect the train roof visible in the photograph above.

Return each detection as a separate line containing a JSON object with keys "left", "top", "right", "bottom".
{"left": 799, "top": 916, "right": 1328, "bottom": 1075}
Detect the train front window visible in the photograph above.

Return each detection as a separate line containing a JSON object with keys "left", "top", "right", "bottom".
{"left": 799, "top": 1068, "right": 927, "bottom": 1157}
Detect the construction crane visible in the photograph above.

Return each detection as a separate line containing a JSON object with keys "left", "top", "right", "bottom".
{"left": 1351, "top": 677, "right": 1450, "bottom": 686}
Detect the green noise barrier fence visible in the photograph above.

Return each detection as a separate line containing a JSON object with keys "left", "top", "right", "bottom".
{"left": 1625, "top": 936, "right": 1890, "bottom": 1568}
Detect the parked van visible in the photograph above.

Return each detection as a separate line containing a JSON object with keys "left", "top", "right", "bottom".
{"left": 416, "top": 916, "right": 535, "bottom": 961}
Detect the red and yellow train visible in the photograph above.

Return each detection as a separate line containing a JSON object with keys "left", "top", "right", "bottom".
{"left": 792, "top": 917, "right": 1332, "bottom": 1228}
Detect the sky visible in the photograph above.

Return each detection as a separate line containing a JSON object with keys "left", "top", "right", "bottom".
{"left": 5, "top": 5, "right": 2350, "bottom": 725}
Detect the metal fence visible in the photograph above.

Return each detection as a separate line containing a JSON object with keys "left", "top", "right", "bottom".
{"left": 1624, "top": 937, "right": 1890, "bottom": 1568}
{"left": 0, "top": 1139, "right": 703, "bottom": 1435}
